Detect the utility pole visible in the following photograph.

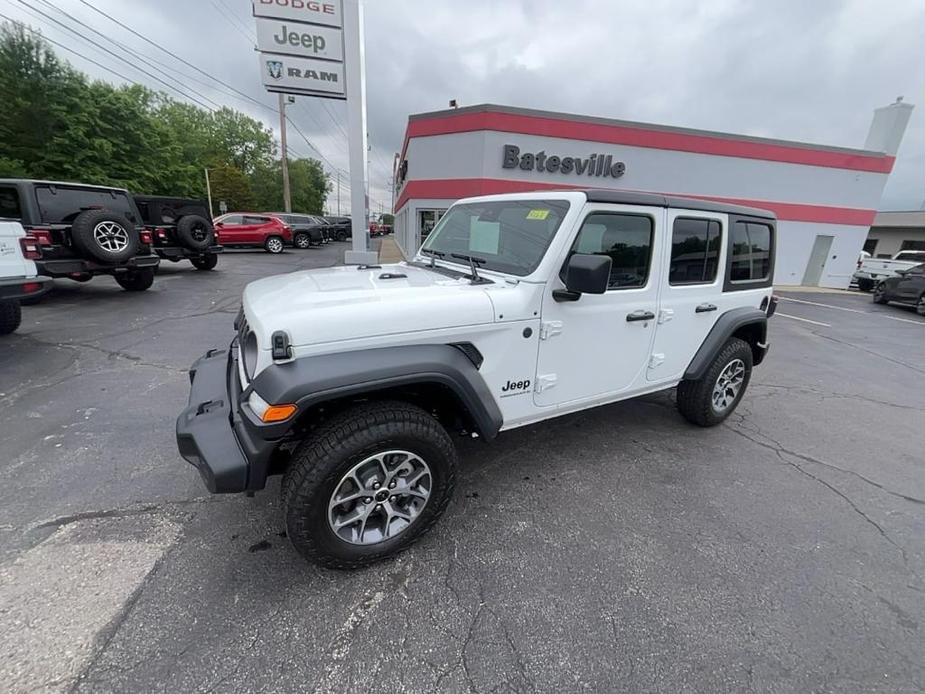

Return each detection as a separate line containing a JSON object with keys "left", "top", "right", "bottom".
{"left": 336, "top": 172, "right": 341, "bottom": 215}
{"left": 278, "top": 93, "right": 292, "bottom": 213}
{"left": 204, "top": 168, "right": 214, "bottom": 217}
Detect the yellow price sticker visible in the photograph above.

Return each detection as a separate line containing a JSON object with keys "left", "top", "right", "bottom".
{"left": 526, "top": 209, "right": 550, "bottom": 220}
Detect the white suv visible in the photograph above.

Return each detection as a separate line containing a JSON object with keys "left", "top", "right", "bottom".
{"left": 0, "top": 220, "right": 50, "bottom": 334}
{"left": 176, "top": 190, "right": 777, "bottom": 568}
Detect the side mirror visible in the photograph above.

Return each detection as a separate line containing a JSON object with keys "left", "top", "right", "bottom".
{"left": 215, "top": 221, "right": 224, "bottom": 228}
{"left": 896, "top": 269, "right": 908, "bottom": 276}
{"left": 553, "top": 253, "right": 612, "bottom": 302}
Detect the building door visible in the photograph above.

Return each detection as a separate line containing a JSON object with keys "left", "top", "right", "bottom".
{"left": 535, "top": 206, "right": 662, "bottom": 407}
{"left": 802, "top": 235, "right": 834, "bottom": 286}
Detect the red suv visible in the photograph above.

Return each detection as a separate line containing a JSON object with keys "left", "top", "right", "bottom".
{"left": 213, "top": 213, "right": 292, "bottom": 254}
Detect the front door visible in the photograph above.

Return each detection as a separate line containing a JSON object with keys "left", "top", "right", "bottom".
{"left": 535, "top": 205, "right": 663, "bottom": 407}
{"left": 802, "top": 235, "right": 834, "bottom": 286}
{"left": 895, "top": 265, "right": 925, "bottom": 301}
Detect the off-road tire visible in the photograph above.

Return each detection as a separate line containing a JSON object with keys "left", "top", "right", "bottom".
{"left": 282, "top": 401, "right": 458, "bottom": 569}
{"left": 176, "top": 215, "right": 214, "bottom": 251}
{"left": 191, "top": 254, "right": 218, "bottom": 271}
{"left": 677, "top": 337, "right": 753, "bottom": 427}
{"left": 114, "top": 267, "right": 155, "bottom": 291}
{"left": 71, "top": 209, "right": 139, "bottom": 263}
{"left": 856, "top": 278, "right": 874, "bottom": 292}
{"left": 265, "top": 236, "right": 284, "bottom": 254}
{"left": 294, "top": 232, "right": 311, "bottom": 249}
{"left": 872, "top": 283, "right": 888, "bottom": 304}
{"left": 0, "top": 300, "right": 22, "bottom": 335}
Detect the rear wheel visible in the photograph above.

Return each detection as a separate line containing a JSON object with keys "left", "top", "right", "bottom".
{"left": 856, "top": 278, "right": 874, "bottom": 292}
{"left": 0, "top": 300, "right": 22, "bottom": 335}
{"left": 872, "top": 283, "right": 888, "bottom": 304}
{"left": 917, "top": 293, "right": 925, "bottom": 316}
{"left": 282, "top": 401, "right": 457, "bottom": 569}
{"left": 191, "top": 254, "right": 218, "bottom": 271}
{"left": 115, "top": 267, "right": 155, "bottom": 291}
{"left": 265, "top": 236, "right": 284, "bottom": 254}
{"left": 677, "top": 337, "right": 753, "bottom": 427}
{"left": 336, "top": 230, "right": 348, "bottom": 242}
{"left": 294, "top": 232, "right": 311, "bottom": 249}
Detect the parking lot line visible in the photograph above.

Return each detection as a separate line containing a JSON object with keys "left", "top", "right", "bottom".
{"left": 778, "top": 296, "right": 865, "bottom": 313}
{"left": 881, "top": 314, "right": 925, "bottom": 326}
{"left": 776, "top": 313, "right": 831, "bottom": 327}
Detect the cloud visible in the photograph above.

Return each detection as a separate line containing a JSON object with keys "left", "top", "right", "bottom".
{"left": 6, "top": 0, "right": 924, "bottom": 211}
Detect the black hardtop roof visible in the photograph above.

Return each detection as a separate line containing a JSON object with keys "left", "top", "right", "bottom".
{"left": 581, "top": 189, "right": 775, "bottom": 219}
{"left": 133, "top": 194, "right": 208, "bottom": 205}
{"left": 0, "top": 178, "right": 131, "bottom": 193}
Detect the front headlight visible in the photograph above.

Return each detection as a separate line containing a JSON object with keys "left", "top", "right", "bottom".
{"left": 247, "top": 390, "right": 270, "bottom": 419}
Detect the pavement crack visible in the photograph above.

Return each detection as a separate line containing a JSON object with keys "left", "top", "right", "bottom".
{"left": 810, "top": 331, "right": 925, "bottom": 376}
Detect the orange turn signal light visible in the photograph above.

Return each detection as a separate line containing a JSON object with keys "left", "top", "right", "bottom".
{"left": 261, "top": 404, "right": 297, "bottom": 423}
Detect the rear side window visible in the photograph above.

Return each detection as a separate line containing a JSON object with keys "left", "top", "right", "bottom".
{"left": 669, "top": 218, "right": 722, "bottom": 285}
{"left": 35, "top": 186, "right": 138, "bottom": 224}
{"left": 730, "top": 222, "right": 772, "bottom": 282}
{"left": 566, "top": 213, "right": 654, "bottom": 289}
{"left": 0, "top": 187, "right": 22, "bottom": 220}
{"left": 244, "top": 215, "right": 269, "bottom": 224}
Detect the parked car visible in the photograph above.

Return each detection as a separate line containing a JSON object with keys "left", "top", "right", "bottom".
{"left": 854, "top": 250, "right": 925, "bottom": 291}
{"left": 134, "top": 195, "right": 223, "bottom": 271}
{"left": 324, "top": 216, "right": 352, "bottom": 241}
{"left": 873, "top": 263, "right": 925, "bottom": 315}
{"left": 265, "top": 213, "right": 328, "bottom": 248}
{"left": 176, "top": 190, "right": 778, "bottom": 569}
{"left": 0, "top": 220, "right": 51, "bottom": 334}
{"left": 213, "top": 213, "right": 292, "bottom": 254}
{"left": 0, "top": 179, "right": 159, "bottom": 292}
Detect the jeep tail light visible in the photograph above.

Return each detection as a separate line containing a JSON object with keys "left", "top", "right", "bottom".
{"left": 21, "top": 282, "right": 43, "bottom": 294}
{"left": 139, "top": 230, "right": 153, "bottom": 244}
{"left": 20, "top": 236, "right": 41, "bottom": 260}
{"left": 29, "top": 229, "right": 53, "bottom": 246}
{"left": 157, "top": 229, "right": 168, "bottom": 239}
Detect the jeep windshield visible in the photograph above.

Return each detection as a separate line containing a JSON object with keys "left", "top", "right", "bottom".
{"left": 420, "top": 199, "right": 570, "bottom": 277}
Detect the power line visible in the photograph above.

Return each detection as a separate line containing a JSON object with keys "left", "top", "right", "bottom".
{"left": 208, "top": 0, "right": 256, "bottom": 43}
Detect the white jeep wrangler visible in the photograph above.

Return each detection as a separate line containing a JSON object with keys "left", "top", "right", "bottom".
{"left": 176, "top": 190, "right": 777, "bottom": 568}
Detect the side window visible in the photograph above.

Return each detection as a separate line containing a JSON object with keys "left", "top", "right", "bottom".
{"left": 243, "top": 215, "right": 269, "bottom": 224}
{"left": 669, "top": 217, "right": 722, "bottom": 285}
{"left": 0, "top": 186, "right": 22, "bottom": 220}
{"left": 566, "top": 213, "right": 653, "bottom": 289}
{"left": 220, "top": 215, "right": 243, "bottom": 225}
{"left": 729, "top": 221, "right": 772, "bottom": 283}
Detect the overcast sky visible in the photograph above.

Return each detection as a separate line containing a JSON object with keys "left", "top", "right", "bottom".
{"left": 5, "top": 0, "right": 925, "bottom": 212}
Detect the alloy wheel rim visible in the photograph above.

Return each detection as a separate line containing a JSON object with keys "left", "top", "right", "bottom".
{"left": 268, "top": 238, "right": 282, "bottom": 252}
{"left": 327, "top": 450, "right": 432, "bottom": 546}
{"left": 191, "top": 224, "right": 208, "bottom": 242}
{"left": 712, "top": 359, "right": 746, "bottom": 413}
{"left": 296, "top": 235, "right": 310, "bottom": 248}
{"left": 93, "top": 221, "right": 129, "bottom": 252}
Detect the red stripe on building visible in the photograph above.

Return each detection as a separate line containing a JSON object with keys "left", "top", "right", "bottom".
{"left": 401, "top": 111, "right": 894, "bottom": 173}
{"left": 395, "top": 178, "right": 878, "bottom": 227}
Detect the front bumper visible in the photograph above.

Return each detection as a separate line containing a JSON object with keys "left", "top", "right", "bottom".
{"left": 0, "top": 276, "right": 51, "bottom": 301}
{"left": 175, "top": 346, "right": 277, "bottom": 493}
{"left": 36, "top": 253, "right": 160, "bottom": 277}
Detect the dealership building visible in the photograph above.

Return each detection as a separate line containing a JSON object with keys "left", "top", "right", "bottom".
{"left": 392, "top": 100, "right": 912, "bottom": 288}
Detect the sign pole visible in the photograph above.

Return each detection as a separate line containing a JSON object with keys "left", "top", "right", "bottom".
{"left": 279, "top": 93, "right": 292, "bottom": 213}
{"left": 342, "top": 0, "right": 376, "bottom": 264}
{"left": 204, "top": 167, "right": 214, "bottom": 217}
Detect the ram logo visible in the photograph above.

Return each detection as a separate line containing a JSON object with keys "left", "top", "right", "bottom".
{"left": 266, "top": 60, "right": 283, "bottom": 80}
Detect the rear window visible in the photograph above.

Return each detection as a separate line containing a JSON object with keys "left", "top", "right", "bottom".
{"left": 35, "top": 186, "right": 138, "bottom": 225}
{"left": 730, "top": 221, "right": 772, "bottom": 282}
{"left": 0, "top": 186, "right": 22, "bottom": 221}
{"left": 244, "top": 215, "right": 270, "bottom": 224}
{"left": 670, "top": 217, "right": 722, "bottom": 285}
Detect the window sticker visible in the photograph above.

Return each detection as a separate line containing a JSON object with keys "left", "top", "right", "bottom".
{"left": 526, "top": 209, "right": 550, "bottom": 220}
{"left": 469, "top": 218, "right": 500, "bottom": 254}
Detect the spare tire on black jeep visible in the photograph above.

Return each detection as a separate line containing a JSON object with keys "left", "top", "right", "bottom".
{"left": 71, "top": 209, "right": 139, "bottom": 263}
{"left": 176, "top": 215, "right": 214, "bottom": 251}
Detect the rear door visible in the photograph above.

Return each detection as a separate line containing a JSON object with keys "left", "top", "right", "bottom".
{"left": 895, "top": 263, "right": 925, "bottom": 301}
{"left": 647, "top": 210, "right": 726, "bottom": 383}
{"left": 243, "top": 215, "right": 272, "bottom": 242}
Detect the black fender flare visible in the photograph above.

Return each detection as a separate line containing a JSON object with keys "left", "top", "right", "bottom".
{"left": 683, "top": 307, "right": 767, "bottom": 380}
{"left": 248, "top": 344, "right": 503, "bottom": 440}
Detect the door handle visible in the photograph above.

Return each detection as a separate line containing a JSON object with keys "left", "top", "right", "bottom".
{"left": 626, "top": 310, "right": 656, "bottom": 322}
{"left": 695, "top": 303, "right": 718, "bottom": 313}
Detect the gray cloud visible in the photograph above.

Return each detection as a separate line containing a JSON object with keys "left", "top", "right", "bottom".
{"left": 6, "top": 0, "right": 924, "bottom": 211}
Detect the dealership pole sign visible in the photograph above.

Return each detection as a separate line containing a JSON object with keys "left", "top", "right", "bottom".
{"left": 254, "top": 0, "right": 347, "bottom": 99}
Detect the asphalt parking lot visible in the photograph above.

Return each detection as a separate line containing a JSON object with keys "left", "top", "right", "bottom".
{"left": 2, "top": 248, "right": 924, "bottom": 693}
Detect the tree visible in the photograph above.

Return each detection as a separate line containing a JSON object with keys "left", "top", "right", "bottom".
{"left": 249, "top": 158, "right": 329, "bottom": 214}
{"left": 209, "top": 163, "right": 254, "bottom": 213}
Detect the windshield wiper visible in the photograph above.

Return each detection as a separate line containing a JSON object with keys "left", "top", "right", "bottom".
{"left": 450, "top": 253, "right": 489, "bottom": 283}
{"left": 420, "top": 247, "right": 445, "bottom": 268}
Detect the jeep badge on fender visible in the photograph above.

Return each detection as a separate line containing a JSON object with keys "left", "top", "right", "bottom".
{"left": 176, "top": 189, "right": 777, "bottom": 569}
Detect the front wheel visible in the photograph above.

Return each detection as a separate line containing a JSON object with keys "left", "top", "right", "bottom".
{"left": 677, "top": 337, "right": 753, "bottom": 427}
{"left": 336, "top": 230, "right": 347, "bottom": 242}
{"left": 115, "top": 267, "right": 155, "bottom": 291}
{"left": 191, "top": 254, "right": 218, "bottom": 271}
{"left": 872, "top": 283, "right": 888, "bottom": 304}
{"left": 0, "top": 300, "right": 22, "bottom": 335}
{"left": 917, "top": 294, "right": 925, "bottom": 316}
{"left": 265, "top": 236, "right": 284, "bottom": 254}
{"left": 282, "top": 401, "right": 458, "bottom": 569}
{"left": 856, "top": 278, "right": 874, "bottom": 292}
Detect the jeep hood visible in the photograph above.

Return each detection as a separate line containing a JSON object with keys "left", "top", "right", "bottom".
{"left": 243, "top": 263, "right": 496, "bottom": 347}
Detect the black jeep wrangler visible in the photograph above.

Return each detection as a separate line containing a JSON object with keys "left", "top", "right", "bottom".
{"left": 0, "top": 179, "right": 160, "bottom": 292}
{"left": 133, "top": 195, "right": 222, "bottom": 270}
